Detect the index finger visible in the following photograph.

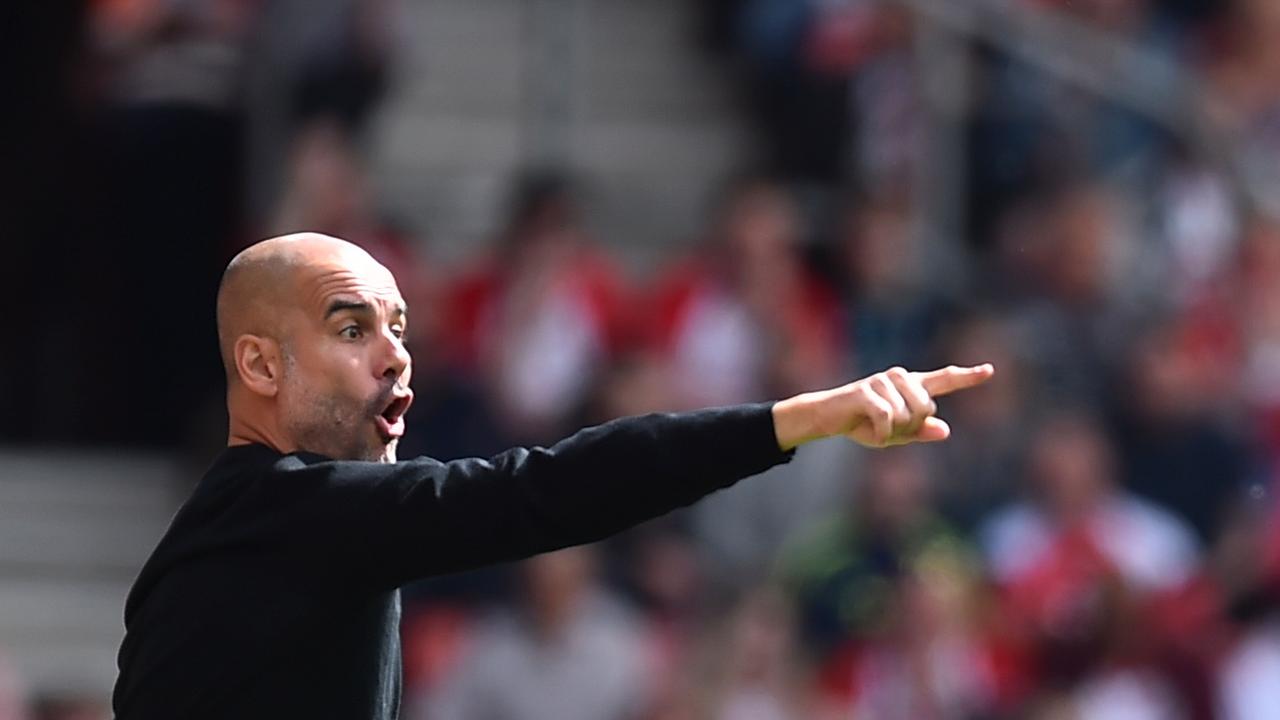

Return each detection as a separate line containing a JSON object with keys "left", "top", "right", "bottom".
{"left": 913, "top": 364, "right": 995, "bottom": 398}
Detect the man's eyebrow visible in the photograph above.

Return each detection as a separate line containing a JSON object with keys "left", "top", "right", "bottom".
{"left": 324, "top": 299, "right": 372, "bottom": 319}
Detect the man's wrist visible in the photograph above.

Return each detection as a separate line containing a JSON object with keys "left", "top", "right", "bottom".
{"left": 771, "top": 393, "right": 824, "bottom": 451}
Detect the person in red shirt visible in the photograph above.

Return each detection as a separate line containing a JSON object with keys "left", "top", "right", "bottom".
{"left": 647, "top": 176, "right": 843, "bottom": 409}
{"left": 448, "top": 172, "right": 631, "bottom": 443}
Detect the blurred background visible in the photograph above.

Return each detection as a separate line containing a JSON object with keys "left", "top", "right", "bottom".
{"left": 3, "top": 0, "right": 1280, "bottom": 718}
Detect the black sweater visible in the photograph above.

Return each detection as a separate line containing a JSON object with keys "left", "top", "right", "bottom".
{"left": 113, "top": 403, "right": 793, "bottom": 719}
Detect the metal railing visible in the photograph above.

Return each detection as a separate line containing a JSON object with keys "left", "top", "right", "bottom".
{"left": 901, "top": 0, "right": 1273, "bottom": 247}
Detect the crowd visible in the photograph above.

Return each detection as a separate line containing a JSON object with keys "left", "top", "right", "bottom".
{"left": 5, "top": 0, "right": 1280, "bottom": 718}
{"left": 383, "top": 174, "right": 1280, "bottom": 719}
{"left": 392, "top": 3, "right": 1280, "bottom": 717}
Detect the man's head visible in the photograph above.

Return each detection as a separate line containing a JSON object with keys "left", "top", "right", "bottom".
{"left": 216, "top": 233, "right": 413, "bottom": 462}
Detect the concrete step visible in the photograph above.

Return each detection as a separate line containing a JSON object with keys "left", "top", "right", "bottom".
{"left": 0, "top": 507, "right": 168, "bottom": 576}
{"left": 372, "top": 0, "right": 747, "bottom": 272}
{"left": 376, "top": 113, "right": 522, "bottom": 170}
{"left": 0, "top": 449, "right": 179, "bottom": 575}
{"left": 0, "top": 450, "right": 179, "bottom": 513}
{"left": 0, "top": 578, "right": 129, "bottom": 647}
{"left": 0, "top": 450, "right": 181, "bottom": 695}
{"left": 2, "top": 637, "right": 119, "bottom": 699}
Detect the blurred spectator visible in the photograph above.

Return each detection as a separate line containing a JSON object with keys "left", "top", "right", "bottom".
{"left": 1233, "top": 218, "right": 1280, "bottom": 467}
{"left": 1152, "top": 155, "right": 1239, "bottom": 307}
{"left": 931, "top": 313, "right": 1030, "bottom": 529}
{"left": 579, "top": 354, "right": 680, "bottom": 425}
{"left": 649, "top": 175, "right": 843, "bottom": 408}
{"left": 611, "top": 525, "right": 710, "bottom": 720}
{"left": 820, "top": 548, "right": 997, "bottom": 720}
{"left": 779, "top": 447, "right": 954, "bottom": 656}
{"left": 243, "top": 0, "right": 396, "bottom": 218}
{"left": 274, "top": 119, "right": 380, "bottom": 239}
{"left": 423, "top": 546, "right": 648, "bottom": 720}
{"left": 448, "top": 172, "right": 631, "bottom": 444}
{"left": 734, "top": 0, "right": 849, "bottom": 182}
{"left": 843, "top": 5, "right": 919, "bottom": 191}
{"left": 838, "top": 191, "right": 945, "bottom": 376}
{"left": 730, "top": 0, "right": 921, "bottom": 185}
{"left": 980, "top": 410, "right": 1201, "bottom": 716}
{"left": 966, "top": 0, "right": 1172, "bottom": 242}
{"left": 677, "top": 587, "right": 812, "bottom": 719}
{"left": 1212, "top": 487, "right": 1280, "bottom": 720}
{"left": 1110, "top": 318, "right": 1257, "bottom": 542}
{"left": 1002, "top": 185, "right": 1147, "bottom": 407}
{"left": 778, "top": 447, "right": 997, "bottom": 719}
{"left": 983, "top": 408, "right": 1201, "bottom": 601}
{"left": 1203, "top": 0, "right": 1280, "bottom": 215}
{"left": 285, "top": 0, "right": 392, "bottom": 133}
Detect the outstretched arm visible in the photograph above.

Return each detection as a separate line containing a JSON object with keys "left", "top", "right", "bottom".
{"left": 301, "top": 364, "right": 994, "bottom": 587}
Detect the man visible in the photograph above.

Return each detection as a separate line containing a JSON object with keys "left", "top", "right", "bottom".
{"left": 112, "top": 233, "right": 993, "bottom": 719}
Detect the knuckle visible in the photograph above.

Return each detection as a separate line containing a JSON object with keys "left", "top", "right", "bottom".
{"left": 913, "top": 383, "right": 932, "bottom": 402}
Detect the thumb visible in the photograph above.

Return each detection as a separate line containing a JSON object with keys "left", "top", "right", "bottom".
{"left": 904, "top": 416, "right": 951, "bottom": 444}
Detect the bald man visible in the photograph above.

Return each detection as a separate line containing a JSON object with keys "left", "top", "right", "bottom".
{"left": 112, "top": 233, "right": 993, "bottom": 719}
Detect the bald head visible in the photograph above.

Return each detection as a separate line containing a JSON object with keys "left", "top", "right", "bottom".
{"left": 218, "top": 232, "right": 414, "bottom": 461}
{"left": 216, "top": 233, "right": 383, "bottom": 382}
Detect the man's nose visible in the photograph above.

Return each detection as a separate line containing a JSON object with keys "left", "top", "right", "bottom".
{"left": 378, "top": 330, "right": 411, "bottom": 380}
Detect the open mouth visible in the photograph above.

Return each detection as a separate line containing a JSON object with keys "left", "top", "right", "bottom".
{"left": 374, "top": 391, "right": 413, "bottom": 442}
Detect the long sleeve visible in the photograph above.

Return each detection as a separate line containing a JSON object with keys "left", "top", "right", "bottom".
{"left": 277, "top": 403, "right": 793, "bottom": 588}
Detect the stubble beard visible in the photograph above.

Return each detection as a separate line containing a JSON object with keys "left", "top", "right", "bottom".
{"left": 281, "top": 355, "right": 392, "bottom": 463}
{"left": 286, "top": 392, "right": 387, "bottom": 462}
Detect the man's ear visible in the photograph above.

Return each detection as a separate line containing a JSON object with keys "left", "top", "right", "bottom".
{"left": 234, "top": 334, "right": 282, "bottom": 397}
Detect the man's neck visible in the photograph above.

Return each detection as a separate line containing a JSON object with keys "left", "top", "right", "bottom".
{"left": 226, "top": 399, "right": 294, "bottom": 455}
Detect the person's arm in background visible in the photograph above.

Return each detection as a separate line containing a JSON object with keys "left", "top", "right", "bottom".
{"left": 292, "top": 364, "right": 993, "bottom": 588}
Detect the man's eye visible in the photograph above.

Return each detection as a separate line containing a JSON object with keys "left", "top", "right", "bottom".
{"left": 341, "top": 326, "right": 362, "bottom": 340}
{"left": 391, "top": 327, "right": 405, "bottom": 340}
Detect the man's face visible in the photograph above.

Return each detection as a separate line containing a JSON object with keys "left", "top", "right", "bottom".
{"left": 276, "top": 252, "right": 414, "bottom": 462}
